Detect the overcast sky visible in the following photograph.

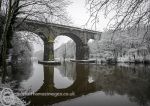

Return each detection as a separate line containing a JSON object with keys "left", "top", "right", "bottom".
{"left": 67, "top": 0, "right": 109, "bottom": 31}
{"left": 67, "top": 0, "right": 89, "bottom": 28}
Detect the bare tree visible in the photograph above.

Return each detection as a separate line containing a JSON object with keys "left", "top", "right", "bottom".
{"left": 0, "top": 0, "right": 2, "bottom": 11}
{"left": 13, "top": 0, "right": 71, "bottom": 25}
{"left": 86, "top": 0, "right": 150, "bottom": 63}
{"left": 1, "top": 0, "right": 16, "bottom": 82}
{"left": 11, "top": 32, "right": 33, "bottom": 64}
{"left": 86, "top": 0, "right": 150, "bottom": 31}
{"left": 0, "top": 0, "right": 71, "bottom": 82}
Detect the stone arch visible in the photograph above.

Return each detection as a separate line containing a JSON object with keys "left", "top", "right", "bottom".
{"left": 15, "top": 24, "right": 54, "bottom": 60}
{"left": 59, "top": 33, "right": 84, "bottom": 45}
{"left": 15, "top": 29, "right": 47, "bottom": 42}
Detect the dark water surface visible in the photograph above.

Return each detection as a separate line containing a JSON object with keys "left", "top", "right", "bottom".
{"left": 12, "top": 61, "right": 150, "bottom": 106}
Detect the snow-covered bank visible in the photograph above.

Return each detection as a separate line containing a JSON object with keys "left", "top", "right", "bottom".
{"left": 0, "top": 81, "right": 26, "bottom": 106}
{"left": 88, "top": 27, "right": 150, "bottom": 64}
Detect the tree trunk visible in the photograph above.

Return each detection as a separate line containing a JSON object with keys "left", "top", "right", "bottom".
{"left": 0, "top": 0, "right": 2, "bottom": 12}
{"left": 1, "top": 0, "right": 12, "bottom": 82}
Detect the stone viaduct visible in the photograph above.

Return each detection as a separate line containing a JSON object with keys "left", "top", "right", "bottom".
{"left": 15, "top": 18, "right": 101, "bottom": 60}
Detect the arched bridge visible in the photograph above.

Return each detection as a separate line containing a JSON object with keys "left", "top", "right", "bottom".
{"left": 15, "top": 18, "right": 101, "bottom": 60}
{"left": 0, "top": 15, "right": 101, "bottom": 60}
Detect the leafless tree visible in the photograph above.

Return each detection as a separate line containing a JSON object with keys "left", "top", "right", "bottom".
{"left": 86, "top": 0, "right": 150, "bottom": 60}
{"left": 86, "top": 0, "right": 150, "bottom": 31}
{"left": 13, "top": 0, "right": 71, "bottom": 25}
{"left": 0, "top": 0, "right": 71, "bottom": 82}
{"left": 0, "top": 0, "right": 2, "bottom": 11}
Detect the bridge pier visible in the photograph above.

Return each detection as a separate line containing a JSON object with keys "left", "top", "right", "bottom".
{"left": 44, "top": 41, "right": 54, "bottom": 61}
{"left": 76, "top": 44, "right": 89, "bottom": 60}
{"left": 44, "top": 41, "right": 89, "bottom": 61}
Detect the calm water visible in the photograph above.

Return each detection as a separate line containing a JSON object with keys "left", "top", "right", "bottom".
{"left": 12, "top": 61, "right": 150, "bottom": 106}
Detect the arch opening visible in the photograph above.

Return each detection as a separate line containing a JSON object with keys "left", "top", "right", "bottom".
{"left": 12, "top": 31, "right": 44, "bottom": 62}
{"left": 54, "top": 33, "right": 88, "bottom": 61}
{"left": 54, "top": 35, "right": 76, "bottom": 61}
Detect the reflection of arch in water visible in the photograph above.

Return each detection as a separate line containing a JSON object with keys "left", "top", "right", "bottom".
{"left": 38, "top": 64, "right": 96, "bottom": 92}
{"left": 28, "top": 63, "right": 97, "bottom": 105}
{"left": 11, "top": 62, "right": 33, "bottom": 82}
{"left": 28, "top": 64, "right": 150, "bottom": 106}
{"left": 54, "top": 62, "right": 76, "bottom": 89}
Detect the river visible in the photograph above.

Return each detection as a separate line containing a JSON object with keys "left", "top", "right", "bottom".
{"left": 11, "top": 61, "right": 150, "bottom": 106}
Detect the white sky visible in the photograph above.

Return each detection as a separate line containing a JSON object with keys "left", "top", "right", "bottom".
{"left": 67, "top": 0, "right": 89, "bottom": 28}
{"left": 67, "top": 0, "right": 109, "bottom": 31}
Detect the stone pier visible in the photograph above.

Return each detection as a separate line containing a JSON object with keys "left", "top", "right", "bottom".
{"left": 44, "top": 41, "right": 54, "bottom": 61}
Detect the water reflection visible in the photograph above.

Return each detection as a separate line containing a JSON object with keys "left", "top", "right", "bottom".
{"left": 13, "top": 62, "right": 150, "bottom": 106}
{"left": 54, "top": 62, "right": 76, "bottom": 89}
{"left": 11, "top": 62, "right": 34, "bottom": 81}
{"left": 11, "top": 62, "right": 44, "bottom": 91}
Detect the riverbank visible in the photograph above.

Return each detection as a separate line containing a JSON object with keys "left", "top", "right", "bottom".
{"left": 94, "top": 57, "right": 150, "bottom": 64}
